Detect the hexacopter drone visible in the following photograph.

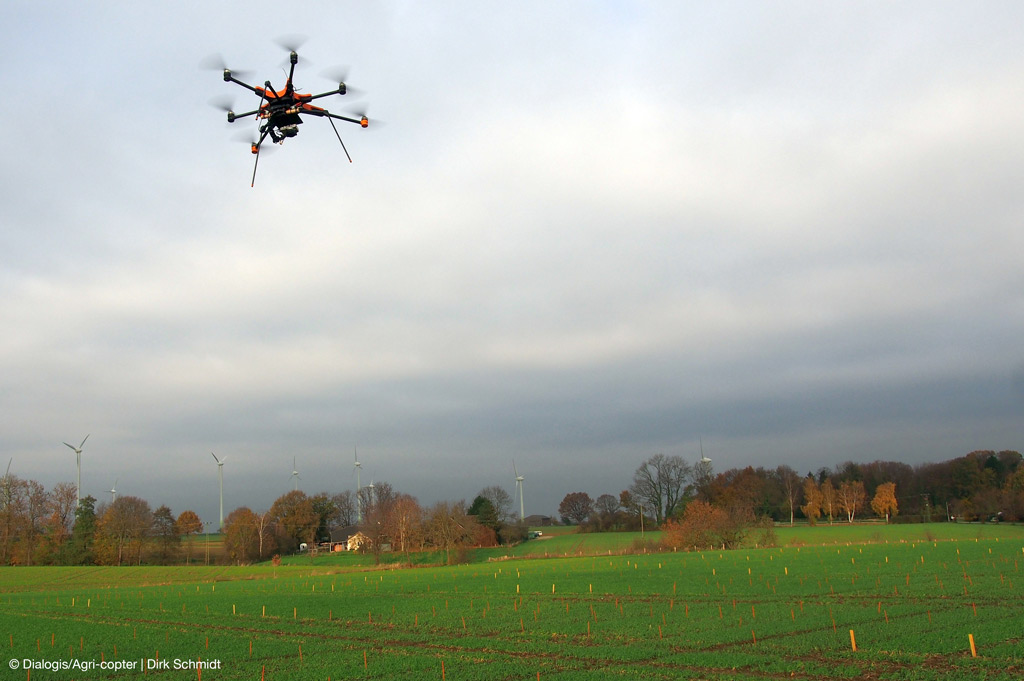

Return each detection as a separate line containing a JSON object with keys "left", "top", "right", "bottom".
{"left": 207, "top": 41, "right": 369, "bottom": 186}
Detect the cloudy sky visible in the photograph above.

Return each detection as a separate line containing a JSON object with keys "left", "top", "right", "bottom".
{"left": 2, "top": 2, "right": 1022, "bottom": 524}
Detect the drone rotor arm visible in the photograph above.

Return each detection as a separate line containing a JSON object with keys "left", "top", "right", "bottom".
{"left": 306, "top": 87, "right": 348, "bottom": 101}
{"left": 224, "top": 75, "right": 264, "bottom": 96}
{"left": 285, "top": 52, "right": 298, "bottom": 96}
{"left": 227, "top": 108, "right": 261, "bottom": 122}
{"left": 304, "top": 107, "right": 366, "bottom": 127}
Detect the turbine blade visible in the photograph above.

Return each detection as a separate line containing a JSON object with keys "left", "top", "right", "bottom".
{"left": 63, "top": 442, "right": 76, "bottom": 451}
{"left": 211, "top": 452, "right": 220, "bottom": 464}
{"left": 80, "top": 434, "right": 90, "bottom": 448}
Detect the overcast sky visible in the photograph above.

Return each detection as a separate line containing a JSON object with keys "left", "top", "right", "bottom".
{"left": 2, "top": 2, "right": 1022, "bottom": 525}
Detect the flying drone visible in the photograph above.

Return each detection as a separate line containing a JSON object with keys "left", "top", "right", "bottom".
{"left": 207, "top": 40, "right": 369, "bottom": 186}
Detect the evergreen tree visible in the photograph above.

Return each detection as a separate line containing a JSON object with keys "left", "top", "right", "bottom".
{"left": 68, "top": 496, "right": 97, "bottom": 565}
{"left": 151, "top": 505, "right": 180, "bottom": 563}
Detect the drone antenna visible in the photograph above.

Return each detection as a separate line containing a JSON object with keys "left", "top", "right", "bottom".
{"left": 327, "top": 116, "right": 353, "bottom": 163}
{"left": 251, "top": 144, "right": 264, "bottom": 187}
{"left": 249, "top": 127, "right": 271, "bottom": 187}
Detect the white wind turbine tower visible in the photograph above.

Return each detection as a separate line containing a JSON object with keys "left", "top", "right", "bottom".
{"left": 695, "top": 437, "right": 713, "bottom": 497}
{"left": 513, "top": 460, "right": 525, "bottom": 522}
{"left": 63, "top": 434, "right": 89, "bottom": 509}
{"left": 211, "top": 452, "right": 226, "bottom": 531}
{"left": 290, "top": 456, "right": 301, "bottom": 491}
{"left": 109, "top": 479, "right": 118, "bottom": 504}
{"left": 353, "top": 447, "right": 363, "bottom": 522}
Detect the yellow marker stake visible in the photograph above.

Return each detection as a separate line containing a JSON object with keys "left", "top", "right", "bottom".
{"left": 969, "top": 634, "right": 977, "bottom": 658}
{"left": 850, "top": 630, "right": 857, "bottom": 652}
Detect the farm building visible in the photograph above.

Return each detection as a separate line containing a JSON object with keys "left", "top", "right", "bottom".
{"left": 346, "top": 532, "right": 371, "bottom": 552}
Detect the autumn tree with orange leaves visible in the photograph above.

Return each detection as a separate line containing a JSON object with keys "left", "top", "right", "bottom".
{"left": 871, "top": 482, "right": 898, "bottom": 523}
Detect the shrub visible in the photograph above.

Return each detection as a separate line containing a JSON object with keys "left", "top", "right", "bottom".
{"left": 661, "top": 501, "right": 745, "bottom": 551}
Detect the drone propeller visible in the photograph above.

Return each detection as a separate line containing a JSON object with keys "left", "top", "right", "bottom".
{"left": 346, "top": 105, "right": 382, "bottom": 128}
{"left": 208, "top": 95, "right": 235, "bottom": 112}
{"left": 318, "top": 66, "right": 365, "bottom": 99}
{"left": 199, "top": 53, "right": 253, "bottom": 79}
{"left": 319, "top": 66, "right": 350, "bottom": 84}
{"left": 233, "top": 131, "right": 276, "bottom": 153}
{"left": 274, "top": 34, "right": 308, "bottom": 54}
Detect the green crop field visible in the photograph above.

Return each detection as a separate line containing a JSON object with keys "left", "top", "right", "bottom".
{"left": 1, "top": 526, "right": 1023, "bottom": 680}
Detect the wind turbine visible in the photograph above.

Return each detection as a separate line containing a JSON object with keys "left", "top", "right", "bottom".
{"left": 290, "top": 456, "right": 301, "bottom": 491}
{"left": 63, "top": 434, "right": 89, "bottom": 509}
{"left": 353, "top": 447, "right": 362, "bottom": 522}
{"left": 211, "top": 452, "right": 225, "bottom": 532}
{"left": 513, "top": 460, "right": 525, "bottom": 522}
{"left": 109, "top": 479, "right": 118, "bottom": 504}
{"left": 695, "top": 437, "right": 713, "bottom": 499}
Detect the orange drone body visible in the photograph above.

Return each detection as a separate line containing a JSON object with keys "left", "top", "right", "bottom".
{"left": 213, "top": 46, "right": 369, "bottom": 185}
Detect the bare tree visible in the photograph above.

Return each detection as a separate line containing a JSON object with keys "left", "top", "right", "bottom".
{"left": 18, "top": 480, "right": 49, "bottom": 565}
{"left": 330, "top": 491, "right": 357, "bottom": 527}
{"left": 385, "top": 494, "right": 423, "bottom": 559}
{"left": 254, "top": 510, "right": 274, "bottom": 560}
{"left": 49, "top": 482, "right": 78, "bottom": 539}
{"left": 837, "top": 480, "right": 866, "bottom": 523}
{"left": 776, "top": 466, "right": 801, "bottom": 526}
{"left": 0, "top": 475, "right": 26, "bottom": 564}
{"left": 359, "top": 481, "right": 396, "bottom": 563}
{"left": 479, "top": 486, "right": 514, "bottom": 523}
{"left": 425, "top": 500, "right": 478, "bottom": 564}
{"left": 151, "top": 505, "right": 180, "bottom": 564}
{"left": 175, "top": 510, "right": 203, "bottom": 564}
{"left": 96, "top": 496, "right": 152, "bottom": 566}
{"left": 630, "top": 454, "right": 693, "bottom": 525}
{"left": 224, "top": 507, "right": 259, "bottom": 563}
{"left": 594, "top": 494, "right": 620, "bottom": 530}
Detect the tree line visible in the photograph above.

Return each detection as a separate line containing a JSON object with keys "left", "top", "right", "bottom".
{"left": 555, "top": 449, "right": 1023, "bottom": 540}
{"left": 0, "top": 448, "right": 1019, "bottom": 565}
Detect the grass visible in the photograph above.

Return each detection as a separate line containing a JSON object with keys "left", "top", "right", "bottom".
{"left": 1, "top": 524, "right": 1022, "bottom": 680}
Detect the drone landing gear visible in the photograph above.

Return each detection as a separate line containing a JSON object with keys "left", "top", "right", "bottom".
{"left": 250, "top": 127, "right": 272, "bottom": 188}
{"left": 327, "top": 116, "right": 353, "bottom": 163}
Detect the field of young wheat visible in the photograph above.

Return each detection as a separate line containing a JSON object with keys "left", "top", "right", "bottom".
{"left": 1, "top": 526, "right": 1022, "bottom": 680}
